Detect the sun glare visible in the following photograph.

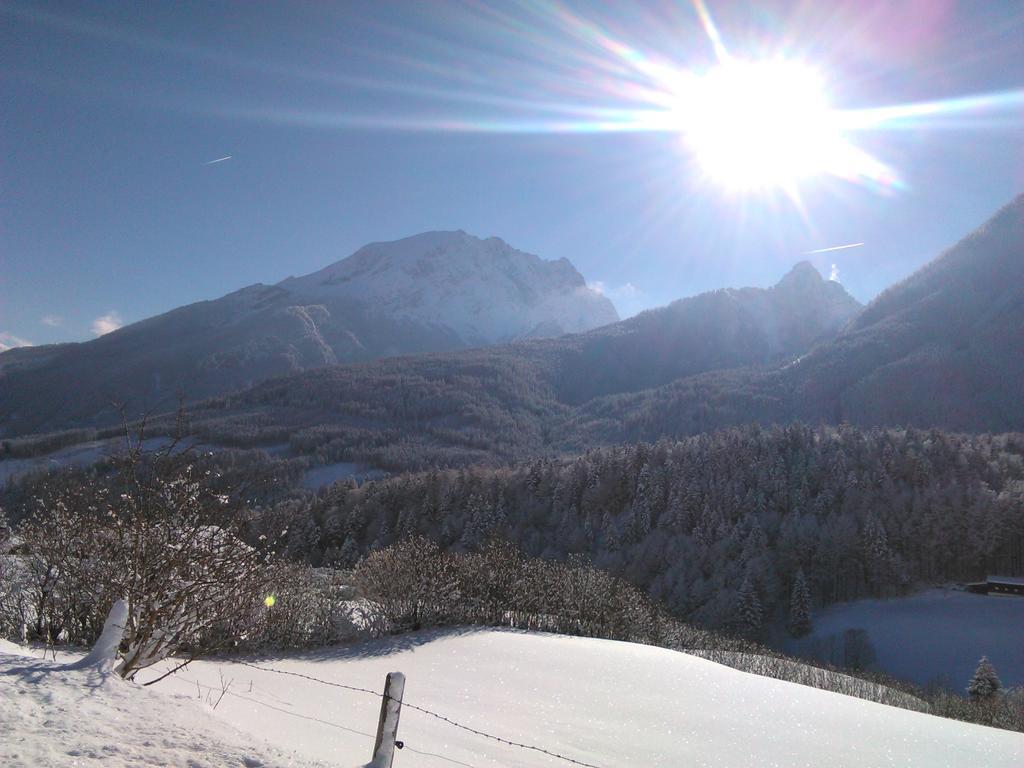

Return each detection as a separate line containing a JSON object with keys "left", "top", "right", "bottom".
{"left": 677, "top": 59, "right": 852, "bottom": 191}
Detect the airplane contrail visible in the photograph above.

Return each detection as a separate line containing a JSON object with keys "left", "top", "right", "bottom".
{"left": 804, "top": 242, "right": 864, "bottom": 254}
{"left": 204, "top": 155, "right": 233, "bottom": 165}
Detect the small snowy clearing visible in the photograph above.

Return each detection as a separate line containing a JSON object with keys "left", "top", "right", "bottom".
{"left": 300, "top": 462, "right": 385, "bottom": 490}
{"left": 0, "top": 437, "right": 201, "bottom": 485}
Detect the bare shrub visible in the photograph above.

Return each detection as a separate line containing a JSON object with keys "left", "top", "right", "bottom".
{"left": 10, "top": 442, "right": 276, "bottom": 679}
{"left": 351, "top": 537, "right": 460, "bottom": 632}
{"left": 250, "top": 564, "right": 362, "bottom": 649}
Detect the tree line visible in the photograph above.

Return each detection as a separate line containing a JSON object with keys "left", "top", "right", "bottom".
{"left": 283, "top": 423, "right": 1024, "bottom": 637}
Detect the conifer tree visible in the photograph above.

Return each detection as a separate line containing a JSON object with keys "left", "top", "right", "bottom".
{"left": 788, "top": 569, "right": 812, "bottom": 637}
{"left": 631, "top": 464, "right": 653, "bottom": 539}
{"left": 736, "top": 574, "right": 762, "bottom": 636}
{"left": 967, "top": 656, "right": 1002, "bottom": 701}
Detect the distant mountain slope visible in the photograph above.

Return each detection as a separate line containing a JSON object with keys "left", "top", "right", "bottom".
{"left": 17, "top": 190, "right": 1020, "bottom": 460}
{"left": 578, "top": 193, "right": 1024, "bottom": 443}
{"left": 547, "top": 260, "right": 859, "bottom": 402}
{"left": 169, "top": 194, "right": 1024, "bottom": 469}
{"left": 0, "top": 231, "right": 617, "bottom": 437}
{"left": 167, "top": 261, "right": 861, "bottom": 468}
{"left": 790, "top": 193, "right": 1024, "bottom": 431}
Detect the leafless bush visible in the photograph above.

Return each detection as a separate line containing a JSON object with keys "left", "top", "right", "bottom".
{"left": 246, "top": 564, "right": 363, "bottom": 649}
{"left": 928, "top": 686, "right": 1024, "bottom": 731}
{"left": 7, "top": 440, "right": 277, "bottom": 679}
{"left": 352, "top": 538, "right": 668, "bottom": 643}
{"left": 352, "top": 537, "right": 460, "bottom": 632}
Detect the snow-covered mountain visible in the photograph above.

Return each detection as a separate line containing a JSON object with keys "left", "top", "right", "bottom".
{"left": 0, "top": 231, "right": 617, "bottom": 436}
{"left": 280, "top": 230, "right": 618, "bottom": 343}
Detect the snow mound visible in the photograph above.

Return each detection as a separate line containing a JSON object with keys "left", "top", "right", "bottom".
{"left": 141, "top": 628, "right": 1023, "bottom": 767}
{"left": 0, "top": 648, "right": 330, "bottom": 768}
{"left": 64, "top": 598, "right": 127, "bottom": 672}
{"left": 0, "top": 639, "right": 32, "bottom": 658}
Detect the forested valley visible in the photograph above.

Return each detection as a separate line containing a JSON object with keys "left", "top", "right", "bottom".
{"left": 10, "top": 422, "right": 1019, "bottom": 638}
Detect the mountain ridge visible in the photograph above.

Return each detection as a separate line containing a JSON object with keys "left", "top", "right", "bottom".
{"left": 278, "top": 230, "right": 617, "bottom": 344}
{"left": 121, "top": 194, "right": 1022, "bottom": 472}
{"left": 579, "top": 192, "right": 1024, "bottom": 442}
{"left": 11, "top": 189, "right": 1019, "bottom": 458}
{"left": 0, "top": 231, "right": 617, "bottom": 437}
{"left": 129, "top": 258, "right": 866, "bottom": 470}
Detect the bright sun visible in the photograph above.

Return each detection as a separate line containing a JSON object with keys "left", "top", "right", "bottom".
{"left": 678, "top": 59, "right": 852, "bottom": 191}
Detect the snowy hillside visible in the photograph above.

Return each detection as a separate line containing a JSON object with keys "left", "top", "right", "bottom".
{"left": 5, "top": 630, "right": 1021, "bottom": 767}
{"left": 0, "top": 640, "right": 328, "bottom": 768}
{"left": 280, "top": 230, "right": 619, "bottom": 343}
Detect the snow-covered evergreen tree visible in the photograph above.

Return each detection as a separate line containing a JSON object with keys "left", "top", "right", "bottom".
{"left": 338, "top": 536, "right": 361, "bottom": 567}
{"left": 601, "top": 511, "right": 619, "bottom": 551}
{"left": 967, "top": 656, "right": 1002, "bottom": 701}
{"left": 788, "top": 569, "right": 812, "bottom": 637}
{"left": 736, "top": 574, "right": 762, "bottom": 636}
{"left": 458, "top": 494, "right": 485, "bottom": 550}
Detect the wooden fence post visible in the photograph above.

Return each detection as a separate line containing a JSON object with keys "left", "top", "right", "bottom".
{"left": 371, "top": 671, "right": 406, "bottom": 768}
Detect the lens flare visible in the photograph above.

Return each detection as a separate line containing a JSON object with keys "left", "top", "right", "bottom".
{"left": 673, "top": 59, "right": 899, "bottom": 193}
{"left": 8, "top": 0, "right": 1021, "bottom": 201}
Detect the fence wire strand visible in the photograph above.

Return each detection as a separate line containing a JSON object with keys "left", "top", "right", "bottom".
{"left": 229, "top": 659, "right": 607, "bottom": 768}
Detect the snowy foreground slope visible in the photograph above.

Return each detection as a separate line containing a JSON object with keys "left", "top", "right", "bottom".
{"left": 0, "top": 640, "right": 327, "bottom": 768}
{"left": 4, "top": 630, "right": 1023, "bottom": 767}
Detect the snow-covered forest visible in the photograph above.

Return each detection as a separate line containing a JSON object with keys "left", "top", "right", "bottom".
{"left": 262, "top": 424, "right": 1024, "bottom": 632}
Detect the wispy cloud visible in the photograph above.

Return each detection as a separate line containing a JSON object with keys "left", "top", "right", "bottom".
{"left": 91, "top": 311, "right": 124, "bottom": 336}
{"left": 41, "top": 314, "right": 62, "bottom": 327}
{"left": 592, "top": 281, "right": 649, "bottom": 318}
{"left": 0, "top": 332, "right": 33, "bottom": 352}
{"left": 804, "top": 242, "right": 864, "bottom": 254}
{"left": 204, "top": 155, "right": 232, "bottom": 165}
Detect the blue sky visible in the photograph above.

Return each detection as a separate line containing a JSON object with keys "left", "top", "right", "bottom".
{"left": 2, "top": 0, "right": 1022, "bottom": 346}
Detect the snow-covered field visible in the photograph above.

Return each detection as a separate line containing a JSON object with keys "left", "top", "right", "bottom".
{"left": 300, "top": 462, "right": 386, "bottom": 490}
{"left": 0, "top": 437, "right": 380, "bottom": 491}
{"left": 0, "top": 437, "right": 204, "bottom": 485}
{"left": 0, "top": 639, "right": 327, "bottom": 768}
{"left": 4, "top": 629, "right": 1021, "bottom": 767}
{"left": 793, "top": 588, "right": 1024, "bottom": 688}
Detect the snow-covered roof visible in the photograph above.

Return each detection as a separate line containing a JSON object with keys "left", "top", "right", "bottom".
{"left": 987, "top": 575, "right": 1024, "bottom": 586}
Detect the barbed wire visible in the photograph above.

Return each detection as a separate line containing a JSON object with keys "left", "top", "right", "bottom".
{"left": 232, "top": 659, "right": 382, "bottom": 698}
{"left": 229, "top": 659, "right": 607, "bottom": 768}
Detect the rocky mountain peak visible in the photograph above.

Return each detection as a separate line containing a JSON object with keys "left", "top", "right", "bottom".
{"left": 278, "top": 230, "right": 618, "bottom": 344}
{"left": 775, "top": 260, "right": 825, "bottom": 290}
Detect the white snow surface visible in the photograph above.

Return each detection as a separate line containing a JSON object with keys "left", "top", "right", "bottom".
{"left": 152, "top": 629, "right": 1022, "bottom": 767}
{"left": 64, "top": 599, "right": 127, "bottom": 671}
{"left": 0, "top": 643, "right": 329, "bottom": 768}
{"left": 279, "top": 231, "right": 619, "bottom": 343}
{"left": 4, "top": 628, "right": 1022, "bottom": 767}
